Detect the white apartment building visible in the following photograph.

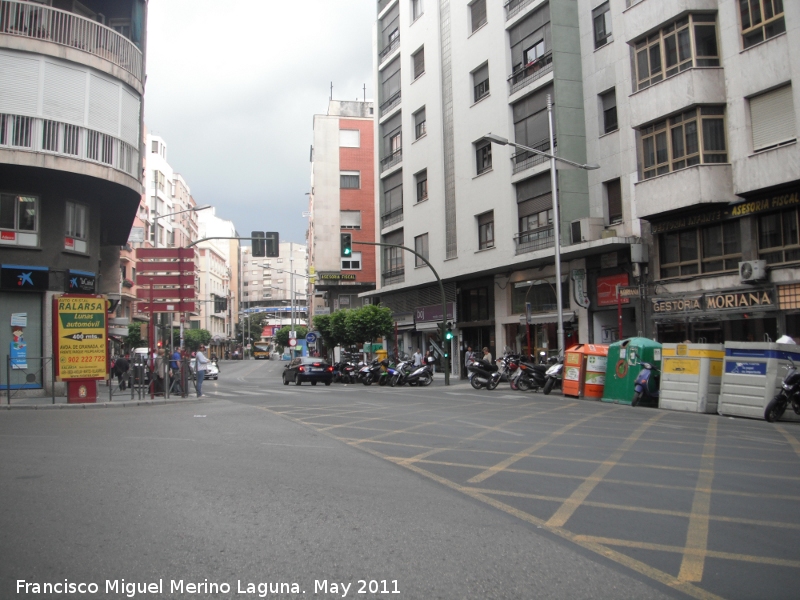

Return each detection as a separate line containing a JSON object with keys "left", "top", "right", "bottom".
{"left": 578, "top": 0, "right": 799, "bottom": 343}
{"left": 370, "top": 0, "right": 639, "bottom": 370}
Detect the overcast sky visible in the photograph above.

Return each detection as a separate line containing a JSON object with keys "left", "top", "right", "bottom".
{"left": 144, "top": 0, "right": 375, "bottom": 245}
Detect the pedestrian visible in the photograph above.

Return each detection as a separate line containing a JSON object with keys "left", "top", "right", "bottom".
{"left": 425, "top": 350, "right": 436, "bottom": 375}
{"left": 482, "top": 347, "right": 492, "bottom": 364}
{"left": 465, "top": 346, "right": 475, "bottom": 380}
{"left": 154, "top": 348, "right": 166, "bottom": 395}
{"left": 114, "top": 354, "right": 129, "bottom": 391}
{"left": 195, "top": 344, "right": 209, "bottom": 397}
{"left": 170, "top": 347, "right": 182, "bottom": 394}
{"left": 412, "top": 348, "right": 423, "bottom": 367}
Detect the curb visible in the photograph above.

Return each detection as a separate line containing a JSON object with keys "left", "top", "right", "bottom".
{"left": 0, "top": 397, "right": 205, "bottom": 411}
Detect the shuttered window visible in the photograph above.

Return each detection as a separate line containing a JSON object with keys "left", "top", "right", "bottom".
{"left": 473, "top": 63, "right": 489, "bottom": 102}
{"left": 414, "top": 107, "right": 426, "bottom": 139}
{"left": 340, "top": 171, "right": 360, "bottom": 189}
{"left": 470, "top": 0, "right": 487, "bottom": 33}
{"left": 478, "top": 211, "right": 494, "bottom": 249}
{"left": 601, "top": 88, "right": 618, "bottom": 134}
{"left": 605, "top": 179, "right": 622, "bottom": 224}
{"left": 750, "top": 85, "right": 796, "bottom": 152}
{"left": 413, "top": 47, "right": 425, "bottom": 80}
{"left": 340, "top": 210, "right": 362, "bottom": 229}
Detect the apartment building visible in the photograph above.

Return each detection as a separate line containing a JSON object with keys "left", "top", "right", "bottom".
{"left": 309, "top": 99, "right": 377, "bottom": 318}
{"left": 578, "top": 0, "right": 799, "bottom": 342}
{"left": 369, "top": 0, "right": 641, "bottom": 370}
{"left": 0, "top": 0, "right": 147, "bottom": 393}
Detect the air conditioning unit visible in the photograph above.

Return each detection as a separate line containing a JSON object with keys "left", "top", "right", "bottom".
{"left": 570, "top": 218, "right": 604, "bottom": 244}
{"left": 739, "top": 260, "right": 768, "bottom": 283}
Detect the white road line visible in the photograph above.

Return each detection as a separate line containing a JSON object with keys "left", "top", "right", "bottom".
{"left": 235, "top": 390, "right": 266, "bottom": 396}
{"left": 261, "top": 442, "right": 335, "bottom": 448}
{"left": 456, "top": 420, "right": 524, "bottom": 436}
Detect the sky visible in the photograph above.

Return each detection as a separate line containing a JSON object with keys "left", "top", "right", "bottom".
{"left": 144, "top": 0, "right": 375, "bottom": 245}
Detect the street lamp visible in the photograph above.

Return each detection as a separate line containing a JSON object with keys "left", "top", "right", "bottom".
{"left": 485, "top": 95, "right": 600, "bottom": 357}
{"left": 152, "top": 204, "right": 211, "bottom": 249}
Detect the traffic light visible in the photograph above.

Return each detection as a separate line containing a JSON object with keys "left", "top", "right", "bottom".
{"left": 445, "top": 323, "right": 453, "bottom": 340}
{"left": 265, "top": 232, "right": 279, "bottom": 257}
{"left": 341, "top": 233, "right": 352, "bottom": 257}
{"left": 252, "top": 231, "right": 266, "bottom": 257}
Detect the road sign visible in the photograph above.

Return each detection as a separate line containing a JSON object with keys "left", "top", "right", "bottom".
{"left": 306, "top": 332, "right": 317, "bottom": 343}
{"left": 288, "top": 338, "right": 297, "bottom": 347}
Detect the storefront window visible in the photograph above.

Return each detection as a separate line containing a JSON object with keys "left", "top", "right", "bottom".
{"left": 511, "top": 279, "right": 570, "bottom": 314}
{"left": 659, "top": 221, "right": 741, "bottom": 278}
{"left": 758, "top": 208, "right": 800, "bottom": 264}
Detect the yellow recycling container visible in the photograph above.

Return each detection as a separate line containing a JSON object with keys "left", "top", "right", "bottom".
{"left": 660, "top": 343, "right": 724, "bottom": 413}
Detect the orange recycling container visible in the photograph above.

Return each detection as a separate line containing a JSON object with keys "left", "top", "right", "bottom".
{"left": 562, "top": 344, "right": 609, "bottom": 399}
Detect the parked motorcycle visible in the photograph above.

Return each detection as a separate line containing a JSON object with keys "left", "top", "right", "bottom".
{"left": 631, "top": 362, "right": 660, "bottom": 406}
{"left": 400, "top": 356, "right": 435, "bottom": 387}
{"left": 333, "top": 361, "right": 358, "bottom": 384}
{"left": 542, "top": 357, "right": 564, "bottom": 395}
{"left": 360, "top": 359, "right": 385, "bottom": 386}
{"left": 514, "top": 359, "right": 550, "bottom": 392}
{"left": 468, "top": 358, "right": 502, "bottom": 390}
{"left": 764, "top": 358, "right": 800, "bottom": 422}
{"left": 497, "top": 354, "right": 522, "bottom": 389}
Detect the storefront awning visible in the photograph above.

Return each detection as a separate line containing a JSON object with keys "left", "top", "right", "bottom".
{"left": 416, "top": 321, "right": 443, "bottom": 332}
{"left": 519, "top": 311, "right": 576, "bottom": 325}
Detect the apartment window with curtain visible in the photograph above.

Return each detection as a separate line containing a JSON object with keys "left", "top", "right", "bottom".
{"left": 750, "top": 85, "right": 796, "bottom": 152}
{"left": 340, "top": 171, "right": 360, "bottom": 189}
{"left": 414, "top": 107, "right": 427, "bottom": 139}
{"left": 509, "top": 5, "right": 550, "bottom": 73}
{"left": 415, "top": 169, "right": 428, "bottom": 202}
{"left": 65, "top": 201, "right": 88, "bottom": 240}
{"left": 739, "top": 0, "right": 785, "bottom": 49}
{"left": 411, "top": 0, "right": 423, "bottom": 21}
{"left": 412, "top": 46, "right": 425, "bottom": 80}
{"left": 475, "top": 139, "right": 492, "bottom": 175}
{"left": 605, "top": 179, "right": 622, "bottom": 224}
{"left": 639, "top": 106, "right": 727, "bottom": 180}
{"left": 600, "top": 88, "right": 618, "bottom": 134}
{"left": 633, "top": 14, "right": 719, "bottom": 91}
{"left": 472, "top": 63, "right": 489, "bottom": 103}
{"left": 414, "top": 233, "right": 429, "bottom": 267}
{"left": 470, "top": 0, "right": 486, "bottom": 33}
{"left": 593, "top": 2, "right": 612, "bottom": 49}
{"left": 478, "top": 211, "right": 494, "bottom": 249}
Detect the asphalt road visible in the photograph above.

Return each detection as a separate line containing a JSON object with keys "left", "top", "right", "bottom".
{"left": 1, "top": 358, "right": 798, "bottom": 600}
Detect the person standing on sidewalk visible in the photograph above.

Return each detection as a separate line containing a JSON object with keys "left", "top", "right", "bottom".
{"left": 195, "top": 344, "right": 209, "bottom": 397}
{"left": 465, "top": 346, "right": 476, "bottom": 380}
{"left": 170, "top": 347, "right": 182, "bottom": 394}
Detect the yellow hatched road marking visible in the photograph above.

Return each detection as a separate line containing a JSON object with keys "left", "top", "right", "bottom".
{"left": 547, "top": 412, "right": 665, "bottom": 528}
{"left": 775, "top": 424, "right": 800, "bottom": 459}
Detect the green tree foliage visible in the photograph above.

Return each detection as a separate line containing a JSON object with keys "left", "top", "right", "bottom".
{"left": 273, "top": 325, "right": 308, "bottom": 349}
{"left": 123, "top": 322, "right": 144, "bottom": 350}
{"left": 313, "top": 314, "right": 335, "bottom": 351}
{"left": 183, "top": 328, "right": 212, "bottom": 352}
{"left": 330, "top": 309, "right": 352, "bottom": 347}
{"left": 347, "top": 304, "right": 394, "bottom": 347}
{"left": 236, "top": 315, "right": 265, "bottom": 344}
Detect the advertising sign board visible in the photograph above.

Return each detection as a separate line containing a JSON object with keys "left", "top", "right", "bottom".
{"left": 53, "top": 294, "right": 108, "bottom": 381}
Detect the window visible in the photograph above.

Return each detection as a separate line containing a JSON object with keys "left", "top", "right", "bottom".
{"left": 382, "top": 171, "right": 404, "bottom": 225}
{"left": 151, "top": 140, "right": 158, "bottom": 153}
{"left": 633, "top": 15, "right": 719, "bottom": 92}
{"left": 380, "top": 3, "right": 400, "bottom": 56}
{"left": 413, "top": 47, "right": 425, "bottom": 80}
{"left": 593, "top": 2, "right": 612, "bottom": 49}
{"left": 339, "top": 129, "right": 360, "bottom": 148}
{"left": 759, "top": 208, "right": 800, "bottom": 264}
{"left": 512, "top": 85, "right": 553, "bottom": 170}
{"left": 750, "top": 85, "right": 796, "bottom": 152}
{"left": 383, "top": 230, "right": 404, "bottom": 277}
{"left": 478, "top": 211, "right": 494, "bottom": 249}
{"left": 519, "top": 209, "right": 553, "bottom": 248}
{"left": 515, "top": 173, "right": 553, "bottom": 252}
{"left": 414, "top": 233, "right": 429, "bottom": 267}
{"left": 414, "top": 107, "right": 427, "bottom": 139}
{"left": 472, "top": 63, "right": 489, "bottom": 102}
{"left": 476, "top": 140, "right": 492, "bottom": 175}
{"left": 65, "top": 201, "right": 87, "bottom": 240}
{"left": 0, "top": 194, "right": 37, "bottom": 233}
{"left": 605, "top": 179, "right": 622, "bottom": 224}
{"left": 415, "top": 169, "right": 428, "bottom": 202}
{"left": 154, "top": 170, "right": 165, "bottom": 193}
{"left": 341, "top": 210, "right": 362, "bottom": 229}
{"left": 470, "top": 0, "right": 487, "bottom": 33}
{"left": 601, "top": 88, "right": 618, "bottom": 134}
{"left": 509, "top": 7, "right": 550, "bottom": 76}
{"left": 740, "top": 0, "right": 785, "bottom": 49}
{"left": 411, "top": 0, "right": 423, "bottom": 21}
{"left": 340, "top": 171, "right": 360, "bottom": 189}
{"left": 640, "top": 106, "right": 727, "bottom": 179}
{"left": 658, "top": 221, "right": 741, "bottom": 278}
{"left": 342, "top": 251, "right": 362, "bottom": 270}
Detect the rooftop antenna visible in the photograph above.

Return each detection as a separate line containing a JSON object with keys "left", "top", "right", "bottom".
{"left": 363, "top": 83, "right": 366, "bottom": 102}
{"left": 330, "top": 81, "right": 333, "bottom": 101}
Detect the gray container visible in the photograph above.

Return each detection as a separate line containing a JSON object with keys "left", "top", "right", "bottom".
{"left": 660, "top": 343, "right": 724, "bottom": 413}
{"left": 718, "top": 342, "right": 800, "bottom": 420}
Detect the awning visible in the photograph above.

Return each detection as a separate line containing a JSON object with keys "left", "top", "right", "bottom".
{"left": 416, "top": 321, "right": 443, "bottom": 332}
{"left": 519, "top": 311, "right": 576, "bottom": 325}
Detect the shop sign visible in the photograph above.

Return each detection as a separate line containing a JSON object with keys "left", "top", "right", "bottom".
{"left": 318, "top": 272, "right": 357, "bottom": 281}
{"left": 596, "top": 274, "right": 630, "bottom": 306}
{"left": 66, "top": 270, "right": 96, "bottom": 293}
{"left": 0, "top": 264, "right": 49, "bottom": 291}
{"left": 651, "top": 210, "right": 726, "bottom": 234}
{"left": 53, "top": 294, "right": 108, "bottom": 381}
{"left": 730, "top": 191, "right": 800, "bottom": 217}
{"left": 652, "top": 290, "right": 774, "bottom": 314}
{"left": 415, "top": 302, "right": 455, "bottom": 323}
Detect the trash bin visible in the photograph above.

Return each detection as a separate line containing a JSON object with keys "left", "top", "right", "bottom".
{"left": 375, "top": 349, "right": 388, "bottom": 362}
{"left": 718, "top": 341, "right": 800, "bottom": 420}
{"left": 601, "top": 337, "right": 662, "bottom": 405}
{"left": 563, "top": 344, "right": 609, "bottom": 399}
{"left": 660, "top": 343, "right": 724, "bottom": 413}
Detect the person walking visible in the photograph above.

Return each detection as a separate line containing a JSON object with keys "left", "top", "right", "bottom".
{"left": 154, "top": 348, "right": 166, "bottom": 396}
{"left": 425, "top": 350, "right": 436, "bottom": 375}
{"left": 465, "top": 346, "right": 476, "bottom": 380}
{"left": 170, "top": 348, "right": 182, "bottom": 394}
{"left": 412, "top": 348, "right": 423, "bottom": 367}
{"left": 195, "top": 344, "right": 209, "bottom": 397}
{"left": 114, "top": 354, "right": 129, "bottom": 391}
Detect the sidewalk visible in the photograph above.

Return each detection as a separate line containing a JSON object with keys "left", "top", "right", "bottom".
{"left": 0, "top": 387, "right": 204, "bottom": 410}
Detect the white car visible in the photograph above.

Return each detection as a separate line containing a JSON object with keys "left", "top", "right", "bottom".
{"left": 190, "top": 358, "right": 219, "bottom": 380}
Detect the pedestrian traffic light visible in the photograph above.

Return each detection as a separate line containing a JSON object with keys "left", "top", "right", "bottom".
{"left": 341, "top": 233, "right": 352, "bottom": 257}
{"left": 265, "top": 232, "right": 280, "bottom": 257}
{"left": 445, "top": 323, "right": 453, "bottom": 340}
{"left": 252, "top": 231, "right": 266, "bottom": 257}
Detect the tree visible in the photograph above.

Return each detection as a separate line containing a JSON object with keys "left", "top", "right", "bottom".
{"left": 236, "top": 315, "right": 265, "bottom": 344}
{"left": 313, "top": 314, "right": 335, "bottom": 353}
{"left": 183, "top": 328, "right": 211, "bottom": 352}
{"left": 273, "top": 325, "right": 308, "bottom": 349}
{"left": 123, "top": 322, "right": 144, "bottom": 350}
{"left": 330, "top": 309, "right": 353, "bottom": 348}
{"left": 347, "top": 304, "right": 394, "bottom": 349}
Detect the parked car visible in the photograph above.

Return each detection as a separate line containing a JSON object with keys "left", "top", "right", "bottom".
{"left": 190, "top": 358, "right": 219, "bottom": 380}
{"left": 283, "top": 357, "right": 333, "bottom": 386}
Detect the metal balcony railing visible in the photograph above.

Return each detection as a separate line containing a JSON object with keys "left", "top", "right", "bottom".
{"left": 514, "top": 228, "right": 555, "bottom": 255}
{"left": 380, "top": 90, "right": 401, "bottom": 117}
{"left": 380, "top": 147, "right": 402, "bottom": 172}
{"left": 378, "top": 34, "right": 400, "bottom": 63}
{"left": 504, "top": 0, "right": 536, "bottom": 20}
{"left": 381, "top": 206, "right": 404, "bottom": 228}
{"left": 0, "top": 0, "right": 144, "bottom": 81}
{"left": 382, "top": 267, "right": 405, "bottom": 285}
{"left": 508, "top": 52, "right": 553, "bottom": 95}
{"left": 511, "top": 137, "right": 556, "bottom": 174}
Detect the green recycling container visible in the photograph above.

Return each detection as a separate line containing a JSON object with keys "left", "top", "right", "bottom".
{"left": 601, "top": 337, "right": 663, "bottom": 405}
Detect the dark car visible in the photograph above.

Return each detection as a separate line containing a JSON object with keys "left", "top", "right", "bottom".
{"left": 283, "top": 357, "right": 333, "bottom": 386}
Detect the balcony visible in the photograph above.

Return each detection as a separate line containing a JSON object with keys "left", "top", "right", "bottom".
{"left": 508, "top": 52, "right": 552, "bottom": 96}
{"left": 634, "top": 164, "right": 734, "bottom": 219}
{"left": 380, "top": 148, "right": 402, "bottom": 173}
{"left": 504, "top": 0, "right": 536, "bottom": 21}
{"left": 382, "top": 267, "right": 405, "bottom": 286}
{"left": 381, "top": 206, "right": 404, "bottom": 229}
{"left": 0, "top": 0, "right": 144, "bottom": 82}
{"left": 380, "top": 90, "right": 401, "bottom": 117}
{"left": 511, "top": 137, "right": 555, "bottom": 175}
{"left": 378, "top": 34, "right": 400, "bottom": 65}
{"left": 514, "top": 227, "right": 555, "bottom": 255}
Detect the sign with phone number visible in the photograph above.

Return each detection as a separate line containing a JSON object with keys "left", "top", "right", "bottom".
{"left": 54, "top": 294, "right": 108, "bottom": 381}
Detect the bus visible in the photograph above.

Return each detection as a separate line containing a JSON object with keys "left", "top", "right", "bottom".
{"left": 253, "top": 343, "right": 270, "bottom": 360}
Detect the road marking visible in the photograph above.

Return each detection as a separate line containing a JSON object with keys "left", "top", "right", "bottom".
{"left": 774, "top": 424, "right": 800, "bottom": 459}
{"left": 261, "top": 442, "right": 335, "bottom": 449}
{"left": 678, "top": 419, "right": 717, "bottom": 583}
{"left": 546, "top": 412, "right": 665, "bottom": 528}
{"left": 456, "top": 420, "right": 524, "bottom": 436}
{"left": 740, "top": 435, "right": 786, "bottom": 445}
{"left": 125, "top": 436, "right": 194, "bottom": 442}
{"left": 235, "top": 390, "right": 267, "bottom": 396}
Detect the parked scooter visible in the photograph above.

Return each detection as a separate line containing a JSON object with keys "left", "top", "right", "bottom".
{"left": 542, "top": 357, "right": 563, "bottom": 395}
{"left": 333, "top": 361, "right": 358, "bottom": 384}
{"left": 468, "top": 358, "right": 502, "bottom": 390}
{"left": 402, "top": 356, "right": 435, "bottom": 387}
{"left": 631, "top": 362, "right": 660, "bottom": 406}
{"left": 515, "top": 358, "right": 550, "bottom": 392}
{"left": 764, "top": 358, "right": 800, "bottom": 422}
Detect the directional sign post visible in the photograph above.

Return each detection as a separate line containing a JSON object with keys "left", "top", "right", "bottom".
{"left": 305, "top": 332, "right": 317, "bottom": 344}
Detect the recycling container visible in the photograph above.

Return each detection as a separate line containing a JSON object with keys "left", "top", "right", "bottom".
{"left": 659, "top": 343, "right": 724, "bottom": 413}
{"left": 563, "top": 344, "right": 609, "bottom": 399}
{"left": 718, "top": 341, "right": 800, "bottom": 420}
{"left": 601, "top": 337, "right": 662, "bottom": 405}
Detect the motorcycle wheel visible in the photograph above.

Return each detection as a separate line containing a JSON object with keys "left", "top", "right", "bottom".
{"left": 764, "top": 394, "right": 788, "bottom": 422}
{"left": 420, "top": 373, "right": 433, "bottom": 387}
{"left": 390, "top": 376, "right": 397, "bottom": 387}
{"left": 378, "top": 376, "right": 388, "bottom": 387}
{"left": 363, "top": 374, "right": 372, "bottom": 386}
{"left": 509, "top": 376, "right": 519, "bottom": 391}
{"left": 543, "top": 378, "right": 555, "bottom": 395}
{"left": 631, "top": 390, "right": 642, "bottom": 407}
{"left": 517, "top": 377, "right": 532, "bottom": 392}
{"left": 487, "top": 378, "right": 500, "bottom": 391}
{"left": 470, "top": 377, "right": 483, "bottom": 390}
